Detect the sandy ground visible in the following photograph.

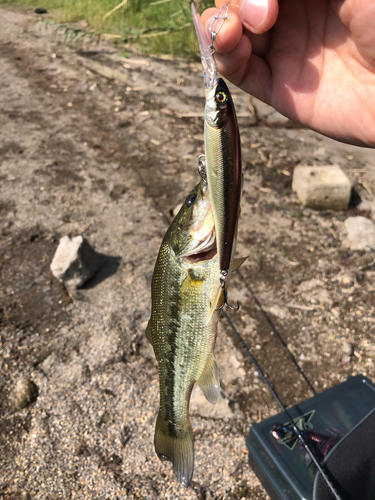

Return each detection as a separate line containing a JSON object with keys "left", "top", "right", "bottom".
{"left": 1, "top": 5, "right": 375, "bottom": 499}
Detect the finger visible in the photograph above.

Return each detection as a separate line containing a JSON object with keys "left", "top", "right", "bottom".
{"left": 203, "top": 10, "right": 243, "bottom": 54}
{"left": 246, "top": 30, "right": 272, "bottom": 58}
{"left": 215, "top": 0, "right": 279, "bottom": 34}
{"left": 215, "top": 35, "right": 273, "bottom": 105}
{"left": 215, "top": 34, "right": 252, "bottom": 81}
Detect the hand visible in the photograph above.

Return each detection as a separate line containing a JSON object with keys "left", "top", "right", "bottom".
{"left": 201, "top": 0, "right": 375, "bottom": 147}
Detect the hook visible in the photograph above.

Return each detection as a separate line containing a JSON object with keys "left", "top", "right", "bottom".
{"left": 216, "top": 271, "right": 240, "bottom": 311}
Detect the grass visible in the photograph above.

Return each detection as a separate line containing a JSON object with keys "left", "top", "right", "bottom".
{"left": 0, "top": 0, "right": 214, "bottom": 57}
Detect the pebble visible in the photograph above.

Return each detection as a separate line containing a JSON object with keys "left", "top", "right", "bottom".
{"left": 11, "top": 378, "right": 39, "bottom": 410}
{"left": 34, "top": 7, "right": 48, "bottom": 14}
{"left": 344, "top": 216, "right": 375, "bottom": 251}
{"left": 292, "top": 165, "right": 351, "bottom": 210}
{"left": 50, "top": 235, "right": 102, "bottom": 289}
{"left": 342, "top": 342, "right": 354, "bottom": 356}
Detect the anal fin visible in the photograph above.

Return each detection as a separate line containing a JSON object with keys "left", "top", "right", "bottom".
{"left": 196, "top": 354, "right": 220, "bottom": 404}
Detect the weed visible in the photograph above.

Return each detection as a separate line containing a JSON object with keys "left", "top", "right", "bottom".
{"left": 1, "top": 0, "right": 215, "bottom": 56}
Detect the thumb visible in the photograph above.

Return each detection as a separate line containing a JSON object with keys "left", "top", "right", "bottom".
{"left": 237, "top": 0, "right": 279, "bottom": 33}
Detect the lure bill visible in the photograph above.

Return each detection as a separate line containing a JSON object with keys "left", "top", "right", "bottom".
{"left": 146, "top": 178, "right": 246, "bottom": 487}
{"left": 191, "top": 3, "right": 242, "bottom": 309}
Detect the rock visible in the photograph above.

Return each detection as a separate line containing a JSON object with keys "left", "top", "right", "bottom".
{"left": 344, "top": 217, "right": 375, "bottom": 251}
{"left": 34, "top": 7, "right": 48, "bottom": 14}
{"left": 292, "top": 165, "right": 351, "bottom": 210}
{"left": 298, "top": 279, "right": 323, "bottom": 293}
{"left": 11, "top": 378, "right": 39, "bottom": 410}
{"left": 50, "top": 235, "right": 101, "bottom": 289}
{"left": 190, "top": 386, "right": 241, "bottom": 419}
{"left": 342, "top": 342, "right": 354, "bottom": 356}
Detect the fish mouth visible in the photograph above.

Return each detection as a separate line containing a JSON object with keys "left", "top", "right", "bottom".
{"left": 182, "top": 230, "right": 217, "bottom": 264}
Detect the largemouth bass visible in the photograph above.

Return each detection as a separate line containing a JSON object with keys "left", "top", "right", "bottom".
{"left": 192, "top": 3, "right": 242, "bottom": 306}
{"left": 147, "top": 178, "right": 245, "bottom": 486}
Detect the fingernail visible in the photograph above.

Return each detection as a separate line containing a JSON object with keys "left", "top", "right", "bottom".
{"left": 241, "top": 0, "right": 268, "bottom": 30}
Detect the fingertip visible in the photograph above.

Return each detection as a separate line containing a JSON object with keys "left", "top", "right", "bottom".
{"left": 201, "top": 7, "right": 218, "bottom": 25}
{"left": 204, "top": 11, "right": 243, "bottom": 54}
{"left": 240, "top": 0, "right": 279, "bottom": 34}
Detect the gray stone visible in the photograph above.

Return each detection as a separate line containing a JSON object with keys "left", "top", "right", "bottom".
{"left": 190, "top": 386, "right": 241, "bottom": 419}
{"left": 11, "top": 378, "right": 39, "bottom": 410}
{"left": 344, "top": 216, "right": 375, "bottom": 251}
{"left": 50, "top": 235, "right": 101, "bottom": 289}
{"left": 342, "top": 342, "right": 354, "bottom": 356}
{"left": 292, "top": 165, "right": 351, "bottom": 210}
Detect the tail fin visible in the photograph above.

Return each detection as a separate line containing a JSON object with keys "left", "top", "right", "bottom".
{"left": 154, "top": 413, "right": 194, "bottom": 487}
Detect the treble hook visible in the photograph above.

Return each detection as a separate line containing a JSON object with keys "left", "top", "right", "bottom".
{"left": 208, "top": 5, "right": 230, "bottom": 55}
{"left": 217, "top": 271, "right": 240, "bottom": 311}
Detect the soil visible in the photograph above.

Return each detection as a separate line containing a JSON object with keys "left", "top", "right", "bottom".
{"left": 1, "top": 5, "right": 375, "bottom": 500}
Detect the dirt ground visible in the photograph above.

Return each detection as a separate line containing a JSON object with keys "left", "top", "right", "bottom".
{"left": 1, "top": 5, "right": 375, "bottom": 500}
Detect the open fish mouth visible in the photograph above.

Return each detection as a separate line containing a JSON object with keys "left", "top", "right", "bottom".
{"left": 182, "top": 229, "right": 217, "bottom": 263}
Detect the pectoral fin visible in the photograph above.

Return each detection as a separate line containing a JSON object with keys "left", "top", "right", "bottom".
{"left": 233, "top": 256, "right": 248, "bottom": 271}
{"left": 196, "top": 354, "right": 220, "bottom": 404}
{"left": 145, "top": 319, "right": 152, "bottom": 344}
{"left": 205, "top": 285, "right": 224, "bottom": 325}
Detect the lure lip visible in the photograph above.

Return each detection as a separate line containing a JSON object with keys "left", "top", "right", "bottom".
{"left": 191, "top": 2, "right": 218, "bottom": 89}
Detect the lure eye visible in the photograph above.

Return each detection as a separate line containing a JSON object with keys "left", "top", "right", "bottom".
{"left": 186, "top": 194, "right": 197, "bottom": 207}
{"left": 215, "top": 91, "right": 228, "bottom": 104}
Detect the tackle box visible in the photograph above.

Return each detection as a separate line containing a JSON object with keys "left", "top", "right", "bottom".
{"left": 246, "top": 375, "right": 375, "bottom": 500}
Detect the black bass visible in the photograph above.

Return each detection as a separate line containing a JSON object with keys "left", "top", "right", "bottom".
{"left": 146, "top": 178, "right": 245, "bottom": 486}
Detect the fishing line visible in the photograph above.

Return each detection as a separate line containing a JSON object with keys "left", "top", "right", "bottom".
{"left": 222, "top": 310, "right": 342, "bottom": 500}
{"left": 237, "top": 270, "right": 316, "bottom": 397}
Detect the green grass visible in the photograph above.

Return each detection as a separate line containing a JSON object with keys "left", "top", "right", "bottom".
{"left": 0, "top": 0, "right": 214, "bottom": 57}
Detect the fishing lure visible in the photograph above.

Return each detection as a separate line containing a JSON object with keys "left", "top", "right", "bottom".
{"left": 192, "top": 3, "right": 242, "bottom": 310}
{"left": 272, "top": 423, "right": 343, "bottom": 467}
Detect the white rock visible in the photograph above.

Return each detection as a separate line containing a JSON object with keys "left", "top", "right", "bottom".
{"left": 11, "top": 378, "right": 39, "bottom": 410}
{"left": 344, "top": 216, "right": 375, "bottom": 251}
{"left": 50, "top": 235, "right": 101, "bottom": 289}
{"left": 190, "top": 386, "right": 241, "bottom": 419}
{"left": 292, "top": 165, "right": 351, "bottom": 210}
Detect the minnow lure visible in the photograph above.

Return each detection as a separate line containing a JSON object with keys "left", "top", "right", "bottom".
{"left": 191, "top": 3, "right": 242, "bottom": 309}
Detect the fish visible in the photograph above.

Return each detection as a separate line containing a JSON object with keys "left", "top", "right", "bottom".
{"left": 192, "top": 3, "right": 242, "bottom": 307}
{"left": 146, "top": 178, "right": 246, "bottom": 487}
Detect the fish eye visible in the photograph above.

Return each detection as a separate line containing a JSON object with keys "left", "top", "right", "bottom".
{"left": 215, "top": 91, "right": 227, "bottom": 104}
{"left": 186, "top": 194, "right": 197, "bottom": 207}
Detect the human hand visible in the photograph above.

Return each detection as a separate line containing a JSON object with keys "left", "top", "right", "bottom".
{"left": 201, "top": 0, "right": 375, "bottom": 147}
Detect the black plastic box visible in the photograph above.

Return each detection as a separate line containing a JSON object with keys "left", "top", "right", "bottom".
{"left": 246, "top": 376, "right": 375, "bottom": 500}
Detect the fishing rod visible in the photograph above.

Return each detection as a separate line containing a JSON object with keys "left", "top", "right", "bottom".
{"left": 222, "top": 310, "right": 342, "bottom": 500}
